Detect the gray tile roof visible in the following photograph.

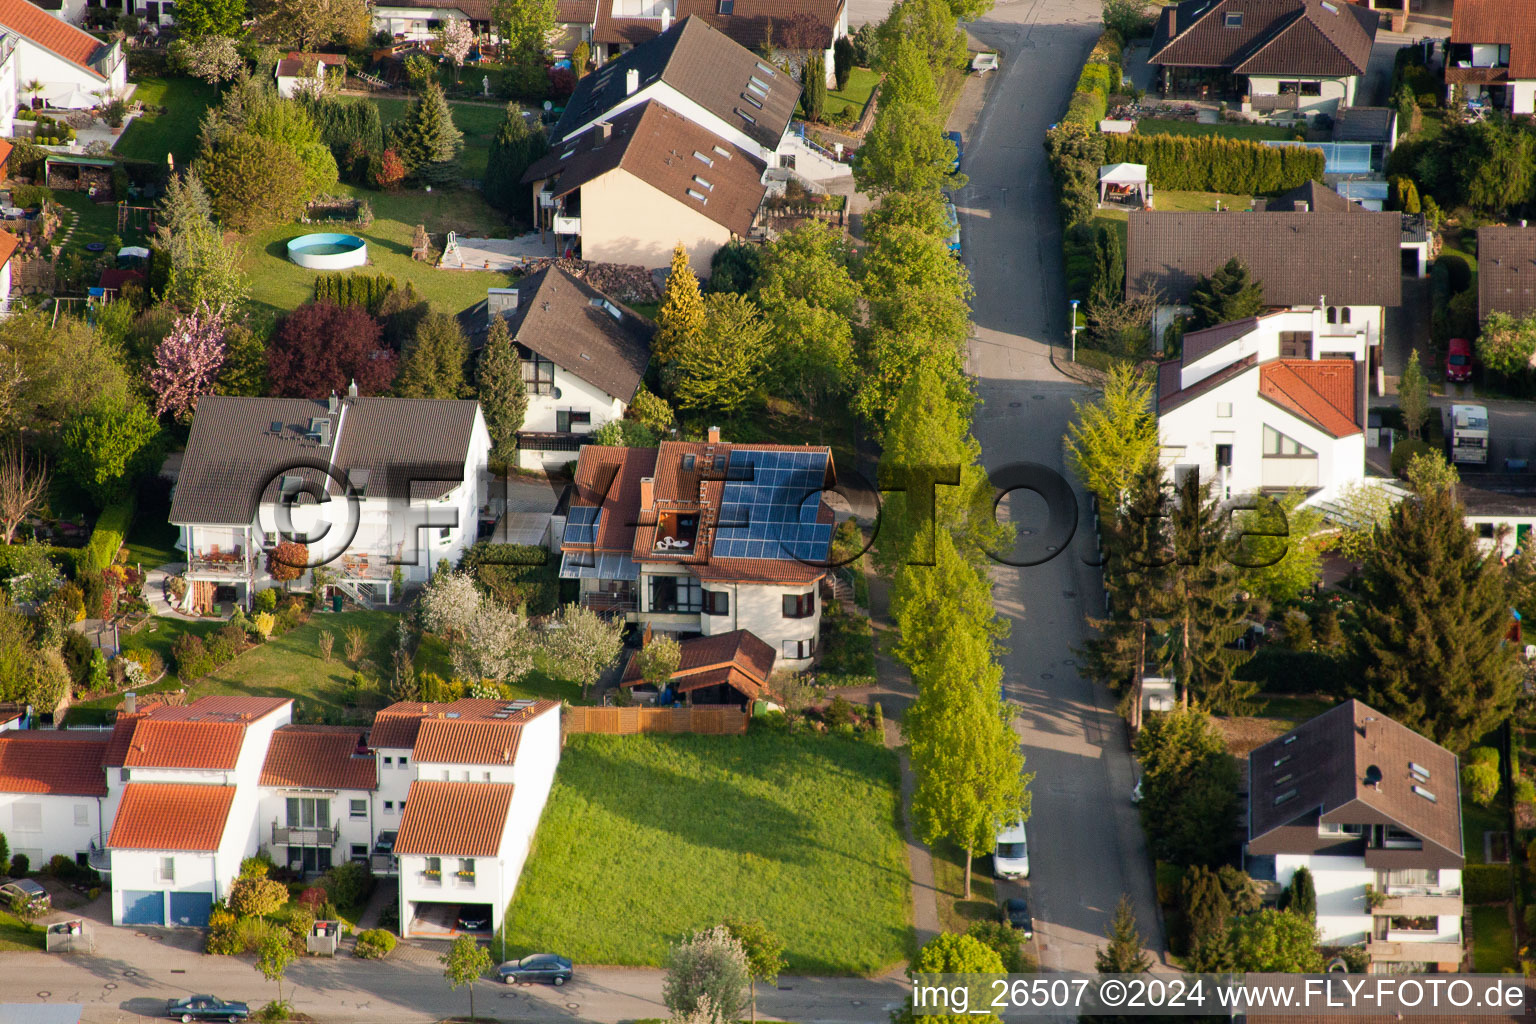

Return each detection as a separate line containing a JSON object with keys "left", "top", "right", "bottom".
{"left": 1331, "top": 105, "right": 1394, "bottom": 143}
{"left": 1477, "top": 225, "right": 1536, "bottom": 321}
{"left": 1262, "top": 179, "right": 1359, "bottom": 214}
{"left": 1150, "top": 0, "right": 1378, "bottom": 77}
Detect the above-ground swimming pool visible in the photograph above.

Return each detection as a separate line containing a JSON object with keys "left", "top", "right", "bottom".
{"left": 287, "top": 232, "right": 368, "bottom": 270}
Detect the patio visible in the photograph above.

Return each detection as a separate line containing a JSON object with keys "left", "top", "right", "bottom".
{"left": 438, "top": 232, "right": 559, "bottom": 271}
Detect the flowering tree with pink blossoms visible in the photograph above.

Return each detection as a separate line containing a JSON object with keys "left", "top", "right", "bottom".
{"left": 146, "top": 302, "right": 229, "bottom": 422}
{"left": 439, "top": 19, "right": 473, "bottom": 82}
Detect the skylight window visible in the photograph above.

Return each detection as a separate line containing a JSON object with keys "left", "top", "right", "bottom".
{"left": 1273, "top": 754, "right": 1292, "bottom": 768}
{"left": 693, "top": 175, "right": 714, "bottom": 190}
{"left": 1413, "top": 785, "right": 1437, "bottom": 803}
{"left": 1409, "top": 761, "right": 1430, "bottom": 780}
{"left": 755, "top": 61, "right": 776, "bottom": 77}
{"left": 561, "top": 148, "right": 576, "bottom": 159}
{"left": 717, "top": 0, "right": 733, "bottom": 12}
{"left": 1275, "top": 773, "right": 1293, "bottom": 786}
{"left": 1283, "top": 734, "right": 1298, "bottom": 745}
{"left": 1273, "top": 788, "right": 1298, "bottom": 806}
{"left": 747, "top": 77, "right": 769, "bottom": 96}
{"left": 741, "top": 92, "right": 763, "bottom": 109}
{"left": 1320, "top": 0, "right": 1337, "bottom": 11}
{"left": 712, "top": 145, "right": 732, "bottom": 158}
{"left": 589, "top": 297, "right": 623, "bottom": 320}
{"left": 736, "top": 108, "right": 757, "bottom": 124}
{"left": 693, "top": 150, "right": 714, "bottom": 167}
{"left": 1224, "top": 11, "right": 1242, "bottom": 26}
{"left": 686, "top": 188, "right": 709, "bottom": 202}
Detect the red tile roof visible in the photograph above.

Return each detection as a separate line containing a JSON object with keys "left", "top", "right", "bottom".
{"left": 413, "top": 719, "right": 524, "bottom": 765}
{"left": 146, "top": 696, "right": 291, "bottom": 722}
{"left": 369, "top": 699, "right": 559, "bottom": 752}
{"left": 121, "top": 720, "right": 246, "bottom": 770}
{"left": 1259, "top": 358, "right": 1360, "bottom": 438}
{"left": 622, "top": 629, "right": 776, "bottom": 699}
{"left": 108, "top": 783, "right": 236, "bottom": 851}
{"left": 393, "top": 780, "right": 514, "bottom": 857}
{"left": 0, "top": 140, "right": 15, "bottom": 175}
{"left": 0, "top": 0, "right": 111, "bottom": 75}
{"left": 101, "top": 711, "right": 147, "bottom": 767}
{"left": 1451, "top": 0, "right": 1536, "bottom": 79}
{"left": 259, "top": 726, "right": 376, "bottom": 790}
{"left": 0, "top": 733, "right": 108, "bottom": 795}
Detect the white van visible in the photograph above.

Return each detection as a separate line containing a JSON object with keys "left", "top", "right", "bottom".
{"left": 993, "top": 821, "right": 1029, "bottom": 879}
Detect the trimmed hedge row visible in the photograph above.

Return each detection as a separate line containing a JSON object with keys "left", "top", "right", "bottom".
{"left": 1104, "top": 134, "right": 1324, "bottom": 194}
{"left": 1233, "top": 647, "right": 1349, "bottom": 695}
{"left": 460, "top": 541, "right": 560, "bottom": 616}
{"left": 1064, "top": 36, "right": 1121, "bottom": 130}
{"left": 313, "top": 273, "right": 399, "bottom": 315}
{"left": 80, "top": 500, "right": 135, "bottom": 575}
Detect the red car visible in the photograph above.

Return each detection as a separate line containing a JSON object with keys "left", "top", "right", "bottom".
{"left": 1447, "top": 338, "right": 1473, "bottom": 383}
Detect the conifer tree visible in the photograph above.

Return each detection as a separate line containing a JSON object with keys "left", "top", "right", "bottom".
{"left": 397, "top": 312, "right": 468, "bottom": 399}
{"left": 802, "top": 52, "right": 826, "bottom": 122}
{"left": 1399, "top": 348, "right": 1430, "bottom": 440}
{"left": 1278, "top": 865, "right": 1316, "bottom": 923}
{"left": 484, "top": 104, "right": 548, "bottom": 213}
{"left": 1188, "top": 257, "right": 1263, "bottom": 330}
{"left": 1179, "top": 865, "right": 1231, "bottom": 954}
{"left": 1095, "top": 895, "right": 1152, "bottom": 973}
{"left": 1350, "top": 487, "right": 1520, "bottom": 750}
{"left": 1064, "top": 363, "right": 1160, "bottom": 511}
{"left": 474, "top": 313, "right": 527, "bottom": 462}
{"left": 668, "top": 293, "right": 771, "bottom": 413}
{"left": 655, "top": 244, "right": 706, "bottom": 365}
{"left": 388, "top": 82, "right": 463, "bottom": 184}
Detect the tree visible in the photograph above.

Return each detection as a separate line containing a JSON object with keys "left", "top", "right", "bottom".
{"left": 1228, "top": 908, "right": 1324, "bottom": 973}
{"left": 1405, "top": 450, "right": 1459, "bottom": 495}
{"left": 216, "top": 324, "right": 270, "bottom": 397}
{"left": 888, "top": 513, "right": 1009, "bottom": 676}
{"left": 545, "top": 602, "right": 625, "bottom": 699}
{"left": 635, "top": 635, "right": 682, "bottom": 690}
{"left": 439, "top": 934, "right": 493, "bottom": 1021}
{"left": 230, "top": 873, "right": 290, "bottom": 916}
{"left": 1279, "top": 866, "right": 1316, "bottom": 923}
{"left": 170, "top": 35, "right": 246, "bottom": 83}
{"left": 853, "top": 52, "right": 953, "bottom": 195}
{"left": 155, "top": 171, "right": 248, "bottom": 312}
{"left": 171, "top": 0, "right": 245, "bottom": 37}
{"left": 491, "top": 0, "right": 556, "bottom": 61}
{"left": 397, "top": 312, "right": 467, "bottom": 399}
{"left": 453, "top": 601, "right": 534, "bottom": 683}
{"left": 420, "top": 570, "right": 482, "bottom": 640}
{"left": 4, "top": 542, "right": 60, "bottom": 605}
{"left": 268, "top": 301, "right": 397, "bottom": 397}
{"left": 875, "top": 0, "right": 966, "bottom": 77}
{"left": 1464, "top": 747, "right": 1501, "bottom": 805}
{"left": 1095, "top": 895, "right": 1152, "bottom": 973}
{"left": 474, "top": 313, "right": 526, "bottom": 461}
{"left": 59, "top": 397, "right": 161, "bottom": 506}
{"left": 1350, "top": 486, "right": 1520, "bottom": 750}
{"left": 1477, "top": 312, "right": 1536, "bottom": 378}
{"left": 244, "top": 93, "right": 339, "bottom": 199}
{"left": 723, "top": 919, "right": 786, "bottom": 1024}
{"left": 834, "top": 37, "right": 853, "bottom": 89}
{"left": 388, "top": 82, "right": 463, "bottom": 182}
{"left": 668, "top": 293, "right": 771, "bottom": 413}
{"left": 1102, "top": 0, "right": 1152, "bottom": 39}
{"left": 801, "top": 52, "right": 826, "bottom": 121}
{"left": 655, "top": 244, "right": 706, "bottom": 365}
{"left": 663, "top": 926, "right": 750, "bottom": 1024}
{"left": 440, "top": 18, "right": 473, "bottom": 80}
{"left": 1063, "top": 363, "right": 1159, "bottom": 510}
{"left": 1187, "top": 258, "right": 1263, "bottom": 330}
{"left": 1399, "top": 349, "right": 1430, "bottom": 439}
{"left": 1234, "top": 490, "right": 1324, "bottom": 605}
{"left": 267, "top": 541, "right": 308, "bottom": 584}
{"left": 753, "top": 221, "right": 858, "bottom": 413}
{"left": 1133, "top": 706, "right": 1239, "bottom": 866}
{"left": 375, "top": 149, "right": 406, "bottom": 189}
{"left": 897, "top": 933, "right": 1006, "bottom": 1024}
{"left": 860, "top": 218, "right": 973, "bottom": 357}
{"left": 0, "top": 442, "right": 47, "bottom": 545}
{"left": 1088, "top": 222, "right": 1125, "bottom": 313}
{"left": 484, "top": 105, "right": 549, "bottom": 213}
{"left": 1330, "top": 481, "right": 1400, "bottom": 563}
{"left": 146, "top": 302, "right": 229, "bottom": 421}
{"left": 1179, "top": 865, "right": 1231, "bottom": 955}
{"left": 707, "top": 241, "right": 766, "bottom": 295}
{"left": 257, "top": 0, "right": 369, "bottom": 50}
{"left": 629, "top": 386, "right": 674, "bottom": 434}
{"left": 197, "top": 132, "right": 308, "bottom": 232}
{"left": 1456, "top": 118, "right": 1536, "bottom": 214}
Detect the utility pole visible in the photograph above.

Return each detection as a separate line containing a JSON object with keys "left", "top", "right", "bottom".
{"left": 1070, "top": 299, "right": 1080, "bottom": 362}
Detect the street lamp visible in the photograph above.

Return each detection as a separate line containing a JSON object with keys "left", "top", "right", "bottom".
{"left": 1070, "top": 299, "right": 1081, "bottom": 362}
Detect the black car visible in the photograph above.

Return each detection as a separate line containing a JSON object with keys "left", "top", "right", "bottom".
{"left": 498, "top": 953, "right": 575, "bottom": 985}
{"left": 456, "top": 905, "right": 491, "bottom": 931}
{"left": 1002, "top": 896, "right": 1033, "bottom": 939}
{"left": 165, "top": 995, "right": 250, "bottom": 1023}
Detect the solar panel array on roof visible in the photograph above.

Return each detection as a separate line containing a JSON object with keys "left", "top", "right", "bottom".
{"left": 559, "top": 552, "right": 639, "bottom": 579}
{"left": 563, "top": 506, "right": 601, "bottom": 546}
{"left": 712, "top": 450, "right": 832, "bottom": 561}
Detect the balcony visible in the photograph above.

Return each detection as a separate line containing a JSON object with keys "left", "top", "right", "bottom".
{"left": 582, "top": 591, "right": 637, "bottom": 614}
{"left": 86, "top": 841, "right": 110, "bottom": 874}
{"left": 272, "top": 822, "right": 339, "bottom": 846}
{"left": 1377, "top": 885, "right": 1462, "bottom": 917}
{"left": 1366, "top": 939, "right": 1462, "bottom": 964}
{"left": 188, "top": 550, "right": 257, "bottom": 577}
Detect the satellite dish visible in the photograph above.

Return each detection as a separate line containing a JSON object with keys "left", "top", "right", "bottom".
{"left": 544, "top": 100, "right": 553, "bottom": 111}
{"left": 1364, "top": 765, "right": 1383, "bottom": 787}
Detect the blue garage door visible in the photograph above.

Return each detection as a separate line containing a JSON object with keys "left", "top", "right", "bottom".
{"left": 121, "top": 890, "right": 164, "bottom": 925}
{"left": 169, "top": 891, "right": 213, "bottom": 927}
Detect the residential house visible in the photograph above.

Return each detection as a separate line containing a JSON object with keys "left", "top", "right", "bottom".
{"left": 620, "top": 628, "right": 775, "bottom": 706}
{"left": 366, "top": 698, "right": 561, "bottom": 937}
{"left": 256, "top": 725, "right": 378, "bottom": 876}
{"left": 1126, "top": 181, "right": 1405, "bottom": 348}
{"left": 1458, "top": 482, "right": 1536, "bottom": 558}
{"left": 561, "top": 428, "right": 833, "bottom": 669}
{"left": 459, "top": 266, "right": 653, "bottom": 471}
{"left": 369, "top": 0, "right": 596, "bottom": 53}
{"left": 0, "top": 223, "right": 19, "bottom": 309}
{"left": 169, "top": 393, "right": 492, "bottom": 611}
{"left": 1156, "top": 308, "right": 1366, "bottom": 502}
{"left": 1246, "top": 699, "right": 1463, "bottom": 972}
{"left": 1476, "top": 225, "right": 1536, "bottom": 323}
{"left": 0, "top": 731, "right": 111, "bottom": 868}
{"left": 1148, "top": 0, "right": 1379, "bottom": 114}
{"left": 0, "top": 0, "right": 126, "bottom": 132}
{"left": 105, "top": 696, "right": 293, "bottom": 927}
{"left": 521, "top": 99, "right": 768, "bottom": 271}
{"left": 1444, "top": 0, "right": 1536, "bottom": 116}
{"left": 274, "top": 52, "right": 346, "bottom": 98}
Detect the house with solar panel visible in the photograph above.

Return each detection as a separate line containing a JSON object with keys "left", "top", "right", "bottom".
{"left": 562, "top": 427, "right": 834, "bottom": 675}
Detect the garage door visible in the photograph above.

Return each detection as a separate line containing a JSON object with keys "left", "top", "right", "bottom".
{"left": 169, "top": 891, "right": 213, "bottom": 927}
{"left": 121, "top": 890, "right": 164, "bottom": 925}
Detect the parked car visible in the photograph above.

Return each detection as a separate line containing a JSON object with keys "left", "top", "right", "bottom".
{"left": 165, "top": 996, "right": 249, "bottom": 1023}
{"left": 1002, "top": 896, "right": 1033, "bottom": 939}
{"left": 456, "top": 905, "right": 491, "bottom": 931}
{"left": 0, "top": 879, "right": 49, "bottom": 914}
{"left": 993, "top": 820, "right": 1029, "bottom": 879}
{"left": 943, "top": 201, "right": 961, "bottom": 257}
{"left": 498, "top": 953, "right": 575, "bottom": 985}
{"left": 945, "top": 130, "right": 964, "bottom": 174}
{"left": 1446, "top": 337, "right": 1473, "bottom": 383}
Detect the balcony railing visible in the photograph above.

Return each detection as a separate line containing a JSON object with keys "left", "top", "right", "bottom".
{"left": 369, "top": 851, "right": 396, "bottom": 875}
{"left": 86, "top": 841, "right": 110, "bottom": 873}
{"left": 582, "top": 592, "right": 637, "bottom": 613}
{"left": 1365, "top": 939, "right": 1462, "bottom": 964}
{"left": 272, "top": 822, "right": 339, "bottom": 846}
{"left": 188, "top": 551, "right": 257, "bottom": 577}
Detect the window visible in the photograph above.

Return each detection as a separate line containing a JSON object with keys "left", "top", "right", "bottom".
{"left": 424, "top": 856, "right": 442, "bottom": 883}
{"left": 717, "top": 0, "right": 733, "bottom": 12}
{"left": 1279, "top": 331, "right": 1312, "bottom": 358}
{"left": 782, "top": 592, "right": 814, "bottom": 618}
{"left": 399, "top": 757, "right": 408, "bottom": 769}
{"left": 1224, "top": 11, "right": 1242, "bottom": 26}
{"left": 783, "top": 638, "right": 814, "bottom": 659}
{"left": 521, "top": 353, "right": 555, "bottom": 395}
{"left": 1273, "top": 788, "right": 1298, "bottom": 806}
{"left": 649, "top": 575, "right": 702, "bottom": 613}
{"left": 693, "top": 175, "right": 714, "bottom": 191}
{"left": 1479, "top": 523, "right": 1496, "bottom": 539}
{"left": 1300, "top": 81, "right": 1322, "bottom": 97}
{"left": 119, "top": 768, "right": 130, "bottom": 783}
{"left": 161, "top": 856, "right": 175, "bottom": 882}
{"left": 11, "top": 802, "right": 41, "bottom": 832}
{"left": 740, "top": 91, "right": 762, "bottom": 109}
{"left": 692, "top": 150, "right": 714, "bottom": 167}
{"left": 1263, "top": 425, "right": 1316, "bottom": 458}
{"left": 286, "top": 797, "right": 330, "bottom": 829}
{"left": 556, "top": 409, "right": 592, "bottom": 433}
{"left": 1326, "top": 307, "right": 1337, "bottom": 324}
{"left": 351, "top": 844, "right": 368, "bottom": 860}
{"left": 74, "top": 804, "right": 89, "bottom": 827}
{"left": 350, "top": 799, "right": 367, "bottom": 819}
{"left": 383, "top": 756, "right": 393, "bottom": 767}
{"left": 703, "top": 590, "right": 729, "bottom": 616}
{"left": 1410, "top": 761, "right": 1431, "bottom": 781}
{"left": 1216, "top": 402, "right": 1232, "bottom": 418}
{"left": 712, "top": 145, "right": 731, "bottom": 158}
{"left": 1412, "top": 784, "right": 1437, "bottom": 803}
{"left": 384, "top": 800, "right": 395, "bottom": 813}
{"left": 483, "top": 771, "right": 492, "bottom": 782}
{"left": 1318, "top": 822, "right": 1363, "bottom": 837}
{"left": 457, "top": 858, "right": 476, "bottom": 883}
{"left": 686, "top": 188, "right": 709, "bottom": 202}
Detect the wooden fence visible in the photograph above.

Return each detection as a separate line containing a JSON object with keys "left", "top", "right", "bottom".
{"left": 563, "top": 704, "right": 749, "bottom": 736}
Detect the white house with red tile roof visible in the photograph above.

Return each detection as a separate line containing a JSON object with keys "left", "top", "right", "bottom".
{"left": 0, "top": 731, "right": 110, "bottom": 868}
{"left": 0, "top": 0, "right": 125, "bottom": 128}
{"left": 256, "top": 724, "right": 379, "bottom": 877}
{"left": 1157, "top": 309, "right": 1368, "bottom": 505}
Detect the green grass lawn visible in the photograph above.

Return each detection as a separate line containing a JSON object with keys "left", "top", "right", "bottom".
{"left": 117, "top": 76, "right": 219, "bottom": 168}
{"left": 1134, "top": 118, "right": 1298, "bottom": 141}
{"left": 825, "top": 67, "right": 880, "bottom": 122}
{"left": 502, "top": 731, "right": 911, "bottom": 974}
{"left": 0, "top": 911, "right": 43, "bottom": 951}
{"left": 52, "top": 191, "right": 148, "bottom": 261}
{"left": 1472, "top": 904, "right": 1515, "bottom": 972}
{"left": 123, "top": 484, "right": 181, "bottom": 570}
{"left": 241, "top": 185, "right": 516, "bottom": 320}
{"left": 1256, "top": 694, "right": 1339, "bottom": 730}
{"left": 1464, "top": 800, "right": 1504, "bottom": 866}
{"left": 374, "top": 97, "right": 507, "bottom": 181}
{"left": 932, "top": 840, "right": 998, "bottom": 935}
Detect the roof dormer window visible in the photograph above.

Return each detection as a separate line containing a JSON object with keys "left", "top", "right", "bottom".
{"left": 718, "top": 0, "right": 733, "bottom": 12}
{"left": 1224, "top": 11, "right": 1242, "bottom": 26}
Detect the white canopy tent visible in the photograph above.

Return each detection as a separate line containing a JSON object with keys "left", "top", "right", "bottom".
{"left": 1098, "top": 162, "right": 1152, "bottom": 208}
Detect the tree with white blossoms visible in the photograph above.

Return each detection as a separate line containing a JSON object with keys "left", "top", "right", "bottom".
{"left": 438, "top": 19, "right": 472, "bottom": 82}
{"left": 453, "top": 601, "right": 534, "bottom": 683}
{"left": 146, "top": 302, "right": 229, "bottom": 421}
{"left": 169, "top": 35, "right": 245, "bottom": 85}
{"left": 663, "top": 926, "right": 750, "bottom": 1024}
{"left": 545, "top": 603, "right": 625, "bottom": 699}
{"left": 419, "top": 570, "right": 481, "bottom": 640}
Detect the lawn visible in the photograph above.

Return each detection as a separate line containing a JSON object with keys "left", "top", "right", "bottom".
{"left": 123, "top": 483, "right": 181, "bottom": 570}
{"left": 117, "top": 76, "right": 219, "bottom": 168}
{"left": 501, "top": 731, "right": 912, "bottom": 974}
{"left": 241, "top": 185, "right": 517, "bottom": 319}
{"left": 1134, "top": 118, "right": 1298, "bottom": 141}
{"left": 374, "top": 97, "right": 508, "bottom": 181}
{"left": 1472, "top": 905, "right": 1515, "bottom": 972}
{"left": 1255, "top": 694, "right": 1338, "bottom": 730}
{"left": 932, "top": 841, "right": 998, "bottom": 935}
{"left": 415, "top": 635, "right": 582, "bottom": 704}
{"left": 825, "top": 67, "right": 880, "bottom": 123}
{"left": 52, "top": 191, "right": 148, "bottom": 260}
{"left": 1464, "top": 799, "right": 1505, "bottom": 866}
{"left": 0, "top": 911, "right": 43, "bottom": 951}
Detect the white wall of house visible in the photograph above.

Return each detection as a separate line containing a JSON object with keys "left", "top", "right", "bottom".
{"left": 0, "top": 792, "right": 107, "bottom": 866}
{"left": 1515, "top": 81, "right": 1536, "bottom": 116}
{"left": 275, "top": 70, "right": 322, "bottom": 99}
{"left": 256, "top": 786, "right": 379, "bottom": 870}
{"left": 1277, "top": 853, "right": 1374, "bottom": 945}
{"left": 697, "top": 579, "right": 820, "bottom": 669}
{"left": 374, "top": 748, "right": 415, "bottom": 818}
{"left": 399, "top": 847, "right": 510, "bottom": 934}
{"left": 1244, "top": 74, "right": 1354, "bottom": 113}
{"left": 522, "top": 364, "right": 626, "bottom": 435}
{"left": 1179, "top": 309, "right": 1370, "bottom": 390}
{"left": 1468, "top": 511, "right": 1536, "bottom": 558}
{"left": 372, "top": 5, "right": 475, "bottom": 41}
{"left": 571, "top": 169, "right": 739, "bottom": 272}
{"left": 109, "top": 847, "right": 224, "bottom": 925}
{"left": 15, "top": 39, "right": 122, "bottom": 105}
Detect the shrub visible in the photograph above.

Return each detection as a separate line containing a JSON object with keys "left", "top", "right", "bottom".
{"left": 1516, "top": 777, "right": 1536, "bottom": 805}
{"left": 206, "top": 904, "right": 243, "bottom": 954}
{"left": 312, "top": 273, "right": 399, "bottom": 315}
{"left": 965, "top": 919, "right": 1028, "bottom": 972}
{"left": 322, "top": 861, "right": 373, "bottom": 908}
{"left": 459, "top": 542, "right": 558, "bottom": 615}
{"left": 1390, "top": 438, "right": 1434, "bottom": 476}
{"left": 1103, "top": 133, "right": 1323, "bottom": 194}
{"left": 284, "top": 907, "right": 314, "bottom": 950}
{"left": 80, "top": 500, "right": 134, "bottom": 574}
{"left": 296, "top": 886, "right": 328, "bottom": 913}
{"left": 1464, "top": 864, "right": 1511, "bottom": 905}
{"left": 234, "top": 915, "right": 278, "bottom": 953}
{"left": 47, "top": 853, "right": 76, "bottom": 878}
{"left": 354, "top": 928, "right": 396, "bottom": 959}
{"left": 1438, "top": 250, "right": 1473, "bottom": 293}
{"left": 229, "top": 875, "right": 288, "bottom": 917}
{"left": 241, "top": 852, "right": 274, "bottom": 878}
{"left": 172, "top": 633, "right": 215, "bottom": 680}
{"left": 207, "top": 622, "right": 247, "bottom": 665}
{"left": 9, "top": 853, "right": 28, "bottom": 877}
{"left": 122, "top": 647, "right": 163, "bottom": 681}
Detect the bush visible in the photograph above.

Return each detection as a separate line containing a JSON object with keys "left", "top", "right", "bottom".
{"left": 284, "top": 907, "right": 314, "bottom": 951}
{"left": 10, "top": 184, "right": 52, "bottom": 210}
{"left": 172, "top": 633, "right": 215, "bottom": 680}
{"left": 1103, "top": 133, "right": 1324, "bottom": 194}
{"left": 1438, "top": 250, "right": 1474, "bottom": 293}
{"left": 1516, "top": 777, "right": 1536, "bottom": 805}
{"left": 47, "top": 853, "right": 76, "bottom": 878}
{"left": 1464, "top": 864, "right": 1511, "bottom": 905}
{"left": 9, "top": 853, "right": 28, "bottom": 877}
{"left": 241, "top": 852, "right": 275, "bottom": 878}
{"left": 1390, "top": 438, "right": 1434, "bottom": 476}
{"left": 1234, "top": 647, "right": 1349, "bottom": 695}
{"left": 206, "top": 904, "right": 242, "bottom": 955}
{"left": 296, "top": 886, "right": 328, "bottom": 913}
{"left": 354, "top": 928, "right": 397, "bottom": 959}
{"left": 312, "top": 272, "right": 399, "bottom": 315}
{"left": 322, "top": 861, "right": 374, "bottom": 908}
{"left": 459, "top": 542, "right": 558, "bottom": 615}
{"left": 228, "top": 874, "right": 288, "bottom": 917}
{"left": 81, "top": 500, "right": 134, "bottom": 574}
{"left": 966, "top": 919, "right": 1028, "bottom": 972}
{"left": 254, "top": 588, "right": 279, "bottom": 613}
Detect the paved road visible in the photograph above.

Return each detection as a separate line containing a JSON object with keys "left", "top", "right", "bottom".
{"left": 954, "top": 0, "right": 1168, "bottom": 973}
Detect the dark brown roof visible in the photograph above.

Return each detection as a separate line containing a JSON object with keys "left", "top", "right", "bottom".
{"left": 555, "top": 16, "right": 799, "bottom": 152}
{"left": 1451, "top": 0, "right": 1536, "bottom": 79}
{"left": 1262, "top": 179, "right": 1359, "bottom": 213}
{"left": 394, "top": 780, "right": 514, "bottom": 856}
{"left": 595, "top": 0, "right": 842, "bottom": 52}
{"left": 171, "top": 396, "right": 481, "bottom": 525}
{"left": 526, "top": 100, "right": 767, "bottom": 238}
{"left": 1126, "top": 209, "right": 1402, "bottom": 307}
{"left": 1248, "top": 699, "right": 1462, "bottom": 867}
{"left": 622, "top": 628, "right": 776, "bottom": 699}
{"left": 556, "top": 0, "right": 597, "bottom": 22}
{"left": 1179, "top": 314, "right": 1264, "bottom": 363}
{"left": 259, "top": 725, "right": 376, "bottom": 790}
{"left": 1150, "top": 0, "right": 1377, "bottom": 76}
{"left": 1156, "top": 352, "right": 1258, "bottom": 414}
{"left": 490, "top": 266, "right": 653, "bottom": 402}
{"left": 1478, "top": 225, "right": 1536, "bottom": 321}
{"left": 375, "top": 0, "right": 493, "bottom": 18}
{"left": 1331, "top": 105, "right": 1394, "bottom": 143}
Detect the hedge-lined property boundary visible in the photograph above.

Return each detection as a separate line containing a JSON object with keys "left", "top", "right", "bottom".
{"left": 1103, "top": 134, "right": 1324, "bottom": 194}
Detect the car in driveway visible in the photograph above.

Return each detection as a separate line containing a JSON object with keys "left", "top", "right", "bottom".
{"left": 945, "top": 130, "right": 964, "bottom": 174}
{"left": 1001, "top": 896, "right": 1033, "bottom": 939}
{"left": 993, "top": 821, "right": 1029, "bottom": 878}
{"left": 1447, "top": 337, "right": 1473, "bottom": 383}
{"left": 498, "top": 953, "right": 574, "bottom": 985}
{"left": 165, "top": 996, "right": 249, "bottom": 1022}
{"left": 456, "top": 905, "right": 491, "bottom": 931}
{"left": 0, "top": 879, "right": 49, "bottom": 914}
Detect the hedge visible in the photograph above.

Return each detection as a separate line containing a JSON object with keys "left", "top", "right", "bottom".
{"left": 1464, "top": 864, "right": 1511, "bottom": 905}
{"left": 1234, "top": 647, "right": 1350, "bottom": 695}
{"left": 313, "top": 273, "right": 399, "bottom": 315}
{"left": 459, "top": 541, "right": 559, "bottom": 616}
{"left": 1103, "top": 134, "right": 1324, "bottom": 194}
{"left": 1063, "top": 40, "right": 1120, "bottom": 131}
{"left": 80, "top": 500, "right": 135, "bottom": 575}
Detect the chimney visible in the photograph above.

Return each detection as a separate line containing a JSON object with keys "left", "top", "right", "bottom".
{"left": 347, "top": 378, "right": 359, "bottom": 399}
{"left": 707, "top": 425, "right": 721, "bottom": 443}
{"left": 1296, "top": 200, "right": 1309, "bottom": 213}
{"left": 124, "top": 691, "right": 136, "bottom": 715}
{"left": 661, "top": 7, "right": 671, "bottom": 31}
{"left": 327, "top": 392, "right": 339, "bottom": 414}
{"left": 640, "top": 476, "right": 654, "bottom": 509}
{"left": 598, "top": 120, "right": 612, "bottom": 140}
{"left": 626, "top": 67, "right": 640, "bottom": 95}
